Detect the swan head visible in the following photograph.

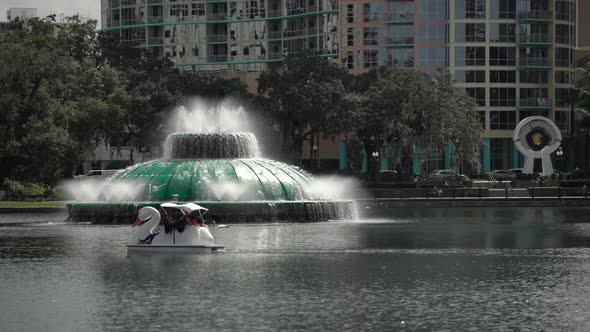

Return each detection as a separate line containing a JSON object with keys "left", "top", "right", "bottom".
{"left": 133, "top": 206, "right": 160, "bottom": 227}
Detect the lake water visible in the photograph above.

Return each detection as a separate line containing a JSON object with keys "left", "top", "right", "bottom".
{"left": 1, "top": 207, "right": 590, "bottom": 331}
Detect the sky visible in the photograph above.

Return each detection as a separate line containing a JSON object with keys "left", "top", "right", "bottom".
{"left": 0, "top": 0, "right": 101, "bottom": 26}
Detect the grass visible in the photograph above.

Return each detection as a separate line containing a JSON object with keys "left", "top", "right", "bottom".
{"left": 0, "top": 201, "right": 66, "bottom": 208}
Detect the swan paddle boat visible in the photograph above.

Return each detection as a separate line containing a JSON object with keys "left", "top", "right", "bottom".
{"left": 127, "top": 203, "right": 224, "bottom": 253}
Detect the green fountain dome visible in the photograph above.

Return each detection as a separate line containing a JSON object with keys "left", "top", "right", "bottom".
{"left": 110, "top": 158, "right": 315, "bottom": 201}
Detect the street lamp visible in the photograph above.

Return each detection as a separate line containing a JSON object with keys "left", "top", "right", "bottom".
{"left": 556, "top": 146, "right": 564, "bottom": 197}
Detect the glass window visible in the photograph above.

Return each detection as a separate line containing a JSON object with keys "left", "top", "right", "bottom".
{"left": 489, "top": 47, "right": 516, "bottom": 66}
{"left": 346, "top": 4, "right": 354, "bottom": 23}
{"left": 466, "top": 87, "right": 486, "bottom": 106}
{"left": 363, "top": 3, "right": 384, "bottom": 22}
{"left": 419, "top": 0, "right": 448, "bottom": 20}
{"left": 390, "top": 48, "right": 415, "bottom": 68}
{"left": 418, "top": 24, "right": 448, "bottom": 44}
{"left": 555, "top": 48, "right": 573, "bottom": 67}
{"left": 455, "top": 70, "right": 485, "bottom": 83}
{"left": 418, "top": 47, "right": 448, "bottom": 67}
{"left": 364, "top": 50, "right": 379, "bottom": 69}
{"left": 344, "top": 50, "right": 360, "bottom": 69}
{"left": 490, "top": 111, "right": 517, "bottom": 130}
{"left": 555, "top": 111, "right": 570, "bottom": 131}
{"left": 555, "top": 71, "right": 571, "bottom": 84}
{"left": 490, "top": 88, "right": 516, "bottom": 106}
{"left": 388, "top": 25, "right": 414, "bottom": 45}
{"left": 455, "top": 47, "right": 485, "bottom": 66}
{"left": 456, "top": 0, "right": 486, "bottom": 19}
{"left": 555, "top": 24, "right": 571, "bottom": 44}
{"left": 363, "top": 26, "right": 378, "bottom": 45}
{"left": 489, "top": 23, "right": 516, "bottom": 43}
{"left": 491, "top": 0, "right": 516, "bottom": 19}
{"left": 389, "top": 1, "right": 414, "bottom": 21}
{"left": 555, "top": 88, "right": 572, "bottom": 107}
{"left": 490, "top": 70, "right": 516, "bottom": 83}
{"left": 519, "top": 70, "right": 548, "bottom": 83}
{"left": 455, "top": 23, "right": 485, "bottom": 42}
{"left": 556, "top": 0, "right": 575, "bottom": 21}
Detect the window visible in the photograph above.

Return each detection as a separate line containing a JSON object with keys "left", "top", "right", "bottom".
{"left": 364, "top": 50, "right": 378, "bottom": 69}
{"left": 346, "top": 4, "right": 354, "bottom": 23}
{"left": 346, "top": 28, "right": 354, "bottom": 47}
{"left": 555, "top": 48, "right": 572, "bottom": 67}
{"left": 555, "top": 88, "right": 572, "bottom": 107}
{"left": 455, "top": 70, "right": 485, "bottom": 83}
{"left": 388, "top": 25, "right": 414, "bottom": 44}
{"left": 491, "top": 0, "right": 516, "bottom": 19}
{"left": 363, "top": 3, "right": 384, "bottom": 22}
{"left": 490, "top": 111, "right": 517, "bottom": 130}
{"left": 490, "top": 138, "right": 513, "bottom": 170}
{"left": 455, "top": 23, "right": 485, "bottom": 42}
{"left": 455, "top": 47, "right": 485, "bottom": 66}
{"left": 418, "top": 24, "right": 448, "bottom": 44}
{"left": 418, "top": 47, "right": 448, "bottom": 67}
{"left": 191, "top": 3, "right": 205, "bottom": 16}
{"left": 555, "top": 71, "right": 571, "bottom": 84}
{"left": 466, "top": 87, "right": 486, "bottom": 106}
{"left": 490, "top": 70, "right": 516, "bottom": 83}
{"left": 519, "top": 70, "right": 548, "bottom": 84}
{"left": 556, "top": 0, "right": 575, "bottom": 21}
{"left": 363, "top": 27, "right": 378, "bottom": 45}
{"left": 391, "top": 48, "right": 414, "bottom": 68}
{"left": 456, "top": 0, "right": 486, "bottom": 19}
{"left": 344, "top": 50, "right": 360, "bottom": 69}
{"left": 555, "top": 24, "right": 572, "bottom": 45}
{"left": 489, "top": 23, "right": 516, "bottom": 42}
{"left": 555, "top": 111, "right": 570, "bottom": 131}
{"left": 489, "top": 47, "right": 516, "bottom": 66}
{"left": 389, "top": 1, "right": 414, "bottom": 21}
{"left": 478, "top": 111, "right": 486, "bottom": 129}
{"left": 490, "top": 88, "right": 516, "bottom": 106}
{"left": 419, "top": 0, "right": 448, "bottom": 20}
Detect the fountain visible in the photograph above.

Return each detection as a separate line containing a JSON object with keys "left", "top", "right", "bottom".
{"left": 66, "top": 100, "right": 356, "bottom": 223}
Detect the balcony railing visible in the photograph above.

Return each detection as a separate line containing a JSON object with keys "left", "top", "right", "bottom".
{"left": 519, "top": 34, "right": 552, "bottom": 44}
{"left": 207, "top": 55, "right": 228, "bottom": 62}
{"left": 283, "top": 29, "right": 306, "bottom": 38}
{"left": 385, "top": 13, "right": 414, "bottom": 22}
{"left": 519, "top": 57, "right": 551, "bottom": 67}
{"left": 268, "top": 52, "right": 283, "bottom": 60}
{"left": 385, "top": 37, "right": 414, "bottom": 45}
{"left": 121, "top": 0, "right": 137, "bottom": 6}
{"left": 518, "top": 98, "right": 552, "bottom": 108}
{"left": 207, "top": 12, "right": 227, "bottom": 20}
{"left": 207, "top": 34, "right": 227, "bottom": 42}
{"left": 148, "top": 0, "right": 163, "bottom": 4}
{"left": 267, "top": 10, "right": 283, "bottom": 18}
{"left": 555, "top": 36, "right": 570, "bottom": 44}
{"left": 518, "top": 10, "right": 552, "bottom": 20}
{"left": 147, "top": 16, "right": 163, "bottom": 23}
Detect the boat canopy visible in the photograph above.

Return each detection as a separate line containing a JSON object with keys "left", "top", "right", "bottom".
{"left": 161, "top": 203, "right": 208, "bottom": 215}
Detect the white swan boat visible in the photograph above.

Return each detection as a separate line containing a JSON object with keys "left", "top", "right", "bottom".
{"left": 127, "top": 203, "right": 224, "bottom": 252}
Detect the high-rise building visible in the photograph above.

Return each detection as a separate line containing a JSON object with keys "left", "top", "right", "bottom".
{"left": 101, "top": 0, "right": 578, "bottom": 174}
{"left": 100, "top": 0, "right": 339, "bottom": 74}
{"left": 6, "top": 8, "right": 37, "bottom": 21}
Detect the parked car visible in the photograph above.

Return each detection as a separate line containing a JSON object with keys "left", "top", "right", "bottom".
{"left": 487, "top": 169, "right": 516, "bottom": 181}
{"left": 430, "top": 169, "right": 471, "bottom": 181}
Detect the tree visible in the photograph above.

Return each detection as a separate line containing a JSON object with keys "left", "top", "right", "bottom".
{"left": 257, "top": 53, "right": 348, "bottom": 163}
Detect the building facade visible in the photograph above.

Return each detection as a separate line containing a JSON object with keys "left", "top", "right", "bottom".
{"left": 100, "top": 0, "right": 339, "bottom": 74}
{"left": 101, "top": 0, "right": 578, "bottom": 175}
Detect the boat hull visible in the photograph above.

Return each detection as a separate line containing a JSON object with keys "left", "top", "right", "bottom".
{"left": 127, "top": 245, "right": 225, "bottom": 253}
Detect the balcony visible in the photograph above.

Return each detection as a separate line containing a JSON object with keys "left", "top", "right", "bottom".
{"left": 147, "top": 16, "right": 163, "bottom": 24}
{"left": 518, "top": 57, "right": 551, "bottom": 67}
{"left": 207, "top": 55, "right": 228, "bottom": 62}
{"left": 268, "top": 31, "right": 282, "bottom": 40}
{"left": 384, "top": 37, "right": 414, "bottom": 46}
{"left": 518, "top": 10, "right": 552, "bottom": 21}
{"left": 207, "top": 12, "right": 227, "bottom": 21}
{"left": 283, "top": 29, "right": 306, "bottom": 38}
{"left": 517, "top": 98, "right": 552, "bottom": 109}
{"left": 518, "top": 34, "right": 552, "bottom": 45}
{"left": 384, "top": 13, "right": 414, "bottom": 23}
{"left": 207, "top": 34, "right": 227, "bottom": 43}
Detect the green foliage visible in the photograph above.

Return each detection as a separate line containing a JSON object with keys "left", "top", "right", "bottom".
{"left": 3, "top": 179, "right": 51, "bottom": 200}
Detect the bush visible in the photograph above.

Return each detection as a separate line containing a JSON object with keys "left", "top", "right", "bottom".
{"left": 2, "top": 179, "right": 51, "bottom": 200}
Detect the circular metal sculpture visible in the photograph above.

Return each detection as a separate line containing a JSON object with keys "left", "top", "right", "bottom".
{"left": 512, "top": 116, "right": 562, "bottom": 175}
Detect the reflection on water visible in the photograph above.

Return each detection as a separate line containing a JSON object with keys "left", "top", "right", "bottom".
{"left": 0, "top": 207, "right": 590, "bottom": 331}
